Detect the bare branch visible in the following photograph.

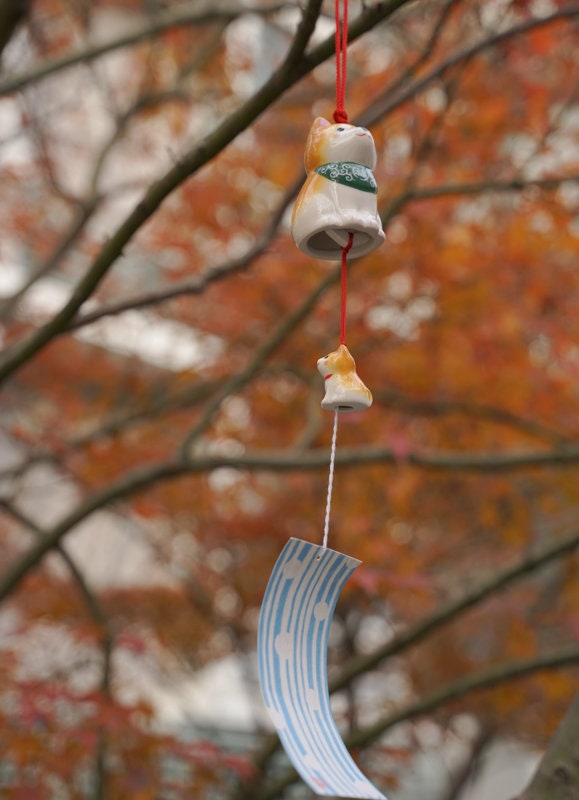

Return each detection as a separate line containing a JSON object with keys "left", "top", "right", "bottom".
{"left": 406, "top": 175, "right": 579, "bottom": 202}
{"left": 438, "top": 727, "right": 495, "bottom": 800}
{"left": 178, "top": 264, "right": 341, "bottom": 454}
{"left": 122, "top": 443, "right": 579, "bottom": 475}
{"left": 253, "top": 647, "right": 579, "bottom": 800}
{"left": 0, "top": 0, "right": 326, "bottom": 385}
{"left": 381, "top": 0, "right": 465, "bottom": 110}
{"left": 67, "top": 175, "right": 302, "bottom": 330}
{"left": 518, "top": 694, "right": 579, "bottom": 800}
{"left": 62, "top": 169, "right": 579, "bottom": 331}
{"left": 352, "top": 647, "right": 579, "bottom": 752}
{"left": 235, "top": 526, "right": 579, "bottom": 790}
{"left": 0, "top": 1, "right": 292, "bottom": 96}
{"left": 2, "top": 436, "right": 579, "bottom": 627}
{"left": 251, "top": 646, "right": 579, "bottom": 800}
{"left": 374, "top": 391, "right": 572, "bottom": 448}
{"left": 0, "top": 0, "right": 30, "bottom": 59}
{"left": 0, "top": 499, "right": 113, "bottom": 693}
{"left": 0, "top": 198, "right": 99, "bottom": 323}
{"left": 332, "top": 528, "right": 579, "bottom": 691}
{"left": 359, "top": 5, "right": 579, "bottom": 128}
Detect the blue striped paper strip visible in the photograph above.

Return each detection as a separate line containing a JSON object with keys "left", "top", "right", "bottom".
{"left": 258, "top": 537, "right": 386, "bottom": 799}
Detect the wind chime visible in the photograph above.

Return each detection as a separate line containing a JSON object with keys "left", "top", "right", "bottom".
{"left": 257, "top": 1, "right": 386, "bottom": 798}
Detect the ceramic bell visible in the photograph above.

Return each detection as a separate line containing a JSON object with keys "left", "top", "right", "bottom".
{"left": 317, "top": 344, "right": 372, "bottom": 412}
{"left": 291, "top": 117, "right": 385, "bottom": 260}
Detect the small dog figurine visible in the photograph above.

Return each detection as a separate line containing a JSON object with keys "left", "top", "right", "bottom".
{"left": 292, "top": 116, "right": 385, "bottom": 260}
{"left": 317, "top": 344, "right": 373, "bottom": 412}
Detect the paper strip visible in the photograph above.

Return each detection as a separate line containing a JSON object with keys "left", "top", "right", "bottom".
{"left": 258, "top": 537, "right": 386, "bottom": 799}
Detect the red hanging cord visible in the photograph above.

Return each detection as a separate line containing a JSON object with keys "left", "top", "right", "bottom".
{"left": 340, "top": 233, "right": 354, "bottom": 345}
{"left": 333, "top": 0, "right": 349, "bottom": 124}
{"left": 334, "top": 0, "right": 352, "bottom": 344}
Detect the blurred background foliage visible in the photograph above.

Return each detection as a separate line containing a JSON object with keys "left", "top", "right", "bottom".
{"left": 0, "top": 0, "right": 578, "bottom": 797}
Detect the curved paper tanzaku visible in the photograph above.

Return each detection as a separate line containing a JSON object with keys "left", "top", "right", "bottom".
{"left": 258, "top": 537, "right": 386, "bottom": 799}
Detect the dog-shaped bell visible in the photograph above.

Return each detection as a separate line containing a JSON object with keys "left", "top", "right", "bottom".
{"left": 292, "top": 117, "right": 385, "bottom": 260}
{"left": 317, "top": 344, "right": 372, "bottom": 412}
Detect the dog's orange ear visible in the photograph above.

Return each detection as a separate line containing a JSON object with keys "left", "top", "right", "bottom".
{"left": 304, "top": 117, "right": 331, "bottom": 171}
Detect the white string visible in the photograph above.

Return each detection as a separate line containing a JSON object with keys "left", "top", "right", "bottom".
{"left": 322, "top": 409, "right": 339, "bottom": 549}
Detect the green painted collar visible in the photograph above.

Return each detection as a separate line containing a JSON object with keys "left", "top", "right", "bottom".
{"left": 314, "top": 161, "right": 377, "bottom": 194}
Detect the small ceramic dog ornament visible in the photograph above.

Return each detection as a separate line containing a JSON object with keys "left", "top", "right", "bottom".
{"left": 292, "top": 117, "right": 385, "bottom": 260}
{"left": 317, "top": 344, "right": 373, "bottom": 412}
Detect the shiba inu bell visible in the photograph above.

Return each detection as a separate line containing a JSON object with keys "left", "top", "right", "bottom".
{"left": 317, "top": 344, "right": 373, "bottom": 412}
{"left": 291, "top": 117, "right": 385, "bottom": 260}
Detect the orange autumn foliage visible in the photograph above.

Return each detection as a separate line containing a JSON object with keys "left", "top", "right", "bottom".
{"left": 0, "top": 0, "right": 578, "bottom": 797}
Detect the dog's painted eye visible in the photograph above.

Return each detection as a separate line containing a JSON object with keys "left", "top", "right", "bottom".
{"left": 336, "top": 126, "right": 346, "bottom": 132}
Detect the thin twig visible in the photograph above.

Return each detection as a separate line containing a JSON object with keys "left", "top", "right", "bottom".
{"left": 2, "top": 439, "right": 579, "bottom": 609}
{"left": 438, "top": 726, "right": 494, "bottom": 800}
{"left": 0, "top": 0, "right": 330, "bottom": 387}
{"left": 0, "top": 500, "right": 114, "bottom": 796}
{"left": 252, "top": 647, "right": 579, "bottom": 800}
{"left": 233, "top": 526, "right": 579, "bottom": 793}
{"left": 67, "top": 176, "right": 302, "bottom": 330}
{"left": 65, "top": 171, "right": 578, "bottom": 330}
{"left": 374, "top": 390, "right": 573, "bottom": 448}
{"left": 0, "top": 198, "right": 99, "bottom": 323}
{"left": 0, "top": 0, "right": 416, "bottom": 387}
{"left": 358, "top": 5, "right": 579, "bottom": 128}
{"left": 0, "top": 499, "right": 113, "bottom": 691}
{"left": 178, "top": 264, "right": 341, "bottom": 455}
{"left": 0, "top": 1, "right": 292, "bottom": 96}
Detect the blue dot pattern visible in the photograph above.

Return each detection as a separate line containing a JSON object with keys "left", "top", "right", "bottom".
{"left": 258, "top": 538, "right": 386, "bottom": 798}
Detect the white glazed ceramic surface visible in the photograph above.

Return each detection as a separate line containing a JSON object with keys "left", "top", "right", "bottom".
{"left": 317, "top": 344, "right": 373, "bottom": 412}
{"left": 292, "top": 117, "right": 385, "bottom": 260}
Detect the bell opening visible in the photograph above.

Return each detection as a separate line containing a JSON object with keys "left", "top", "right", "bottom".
{"left": 307, "top": 229, "right": 371, "bottom": 254}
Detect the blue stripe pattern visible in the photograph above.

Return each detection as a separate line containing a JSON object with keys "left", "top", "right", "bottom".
{"left": 258, "top": 538, "right": 386, "bottom": 799}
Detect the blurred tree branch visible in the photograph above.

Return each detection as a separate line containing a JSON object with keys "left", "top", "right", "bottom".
{"left": 359, "top": 4, "right": 579, "bottom": 128}
{"left": 3, "top": 446, "right": 579, "bottom": 602}
{"left": 517, "top": 694, "right": 579, "bottom": 800}
{"left": 178, "top": 264, "right": 341, "bottom": 454}
{"left": 70, "top": 384, "right": 573, "bottom": 451}
{"left": 60, "top": 173, "right": 579, "bottom": 331}
{"left": 384, "top": 0, "right": 465, "bottom": 97}
{"left": 0, "top": 0, "right": 291, "bottom": 96}
{"left": 404, "top": 175, "right": 579, "bottom": 203}
{"left": 1, "top": 0, "right": 578, "bottom": 794}
{"left": 1, "top": 1, "right": 575, "bottom": 387}
{"left": 0, "top": 500, "right": 114, "bottom": 798}
{"left": 0, "top": 0, "right": 30, "bottom": 59}
{"left": 374, "top": 392, "right": 571, "bottom": 447}
{"left": 0, "top": 0, "right": 335, "bottom": 386}
{"left": 0, "top": 198, "right": 100, "bottom": 323}
{"left": 67, "top": 176, "right": 303, "bottom": 330}
{"left": 0, "top": 500, "right": 114, "bottom": 693}
{"left": 439, "top": 726, "right": 495, "bottom": 800}
{"left": 247, "top": 647, "right": 579, "bottom": 800}
{"left": 234, "top": 526, "right": 579, "bottom": 789}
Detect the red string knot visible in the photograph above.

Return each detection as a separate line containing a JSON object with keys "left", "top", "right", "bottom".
{"left": 333, "top": 109, "right": 349, "bottom": 124}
